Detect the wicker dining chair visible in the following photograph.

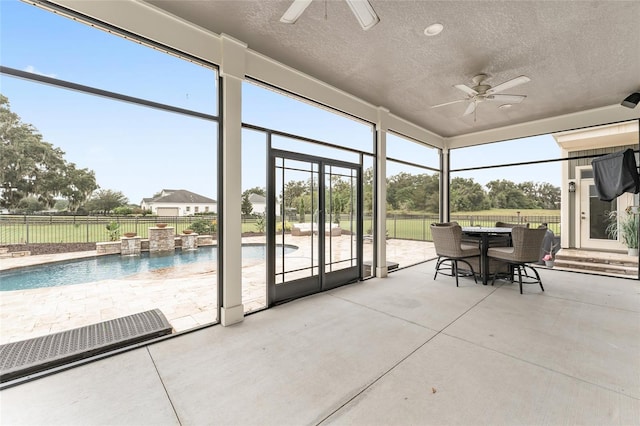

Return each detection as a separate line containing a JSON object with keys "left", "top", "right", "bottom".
{"left": 487, "top": 226, "right": 547, "bottom": 294}
{"left": 430, "top": 222, "right": 481, "bottom": 287}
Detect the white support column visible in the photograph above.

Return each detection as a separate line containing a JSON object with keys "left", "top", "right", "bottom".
{"left": 560, "top": 147, "right": 571, "bottom": 249}
{"left": 220, "top": 35, "right": 246, "bottom": 326}
{"left": 441, "top": 147, "right": 450, "bottom": 222}
{"left": 376, "top": 108, "right": 389, "bottom": 278}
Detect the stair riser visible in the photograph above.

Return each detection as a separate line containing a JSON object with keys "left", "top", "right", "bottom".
{"left": 554, "top": 262, "right": 637, "bottom": 276}
{"left": 555, "top": 257, "right": 637, "bottom": 268}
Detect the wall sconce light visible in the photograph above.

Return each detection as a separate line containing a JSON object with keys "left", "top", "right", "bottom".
{"left": 568, "top": 181, "right": 576, "bottom": 193}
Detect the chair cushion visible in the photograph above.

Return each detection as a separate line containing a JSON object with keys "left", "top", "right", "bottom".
{"left": 460, "top": 243, "right": 480, "bottom": 252}
{"left": 460, "top": 246, "right": 480, "bottom": 256}
{"left": 487, "top": 246, "right": 516, "bottom": 261}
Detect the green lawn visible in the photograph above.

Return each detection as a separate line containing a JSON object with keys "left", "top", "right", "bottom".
{"left": 0, "top": 216, "right": 205, "bottom": 244}
{"left": 1, "top": 209, "right": 561, "bottom": 244}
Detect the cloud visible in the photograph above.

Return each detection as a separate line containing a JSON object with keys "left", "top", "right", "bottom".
{"left": 24, "top": 65, "right": 57, "bottom": 78}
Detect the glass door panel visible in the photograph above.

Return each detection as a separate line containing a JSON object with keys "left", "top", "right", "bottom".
{"left": 579, "top": 178, "right": 627, "bottom": 250}
{"left": 324, "top": 165, "right": 358, "bottom": 274}
{"left": 269, "top": 150, "right": 361, "bottom": 304}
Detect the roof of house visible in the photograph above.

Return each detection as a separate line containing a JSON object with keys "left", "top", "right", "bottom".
{"left": 150, "top": 189, "right": 216, "bottom": 204}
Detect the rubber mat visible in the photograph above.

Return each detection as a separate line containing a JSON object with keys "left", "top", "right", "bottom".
{"left": 0, "top": 309, "right": 172, "bottom": 383}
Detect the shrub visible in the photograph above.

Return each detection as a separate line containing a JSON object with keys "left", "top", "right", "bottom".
{"left": 105, "top": 221, "right": 120, "bottom": 241}
{"left": 189, "top": 218, "right": 217, "bottom": 235}
{"left": 112, "top": 206, "right": 133, "bottom": 215}
{"left": 255, "top": 213, "right": 266, "bottom": 233}
{"left": 276, "top": 221, "right": 292, "bottom": 232}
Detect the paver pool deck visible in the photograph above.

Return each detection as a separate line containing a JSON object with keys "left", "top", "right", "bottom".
{"left": 0, "top": 236, "right": 436, "bottom": 344}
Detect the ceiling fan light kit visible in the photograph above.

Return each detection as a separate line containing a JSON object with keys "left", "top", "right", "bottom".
{"left": 281, "top": 0, "right": 380, "bottom": 30}
{"left": 432, "top": 73, "right": 531, "bottom": 119}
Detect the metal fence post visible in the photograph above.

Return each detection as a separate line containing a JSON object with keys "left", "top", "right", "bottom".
{"left": 394, "top": 214, "right": 397, "bottom": 238}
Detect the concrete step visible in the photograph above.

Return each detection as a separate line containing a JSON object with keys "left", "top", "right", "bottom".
{"left": 0, "top": 248, "right": 8, "bottom": 254}
{"left": 552, "top": 248, "right": 638, "bottom": 277}
{"left": 555, "top": 253, "right": 637, "bottom": 267}
{"left": 554, "top": 258, "right": 637, "bottom": 276}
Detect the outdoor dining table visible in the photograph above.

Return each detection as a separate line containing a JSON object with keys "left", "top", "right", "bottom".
{"left": 461, "top": 226, "right": 513, "bottom": 285}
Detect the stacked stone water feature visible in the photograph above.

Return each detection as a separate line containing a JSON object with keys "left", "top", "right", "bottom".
{"left": 121, "top": 235, "right": 142, "bottom": 256}
{"left": 149, "top": 224, "right": 175, "bottom": 253}
{"left": 180, "top": 231, "right": 199, "bottom": 250}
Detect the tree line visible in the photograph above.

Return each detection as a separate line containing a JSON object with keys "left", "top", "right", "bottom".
{"left": 386, "top": 173, "right": 560, "bottom": 212}
{"left": 241, "top": 171, "right": 559, "bottom": 218}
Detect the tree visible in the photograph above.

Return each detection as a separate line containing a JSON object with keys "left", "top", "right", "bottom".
{"left": 282, "top": 180, "right": 308, "bottom": 212}
{"left": 0, "top": 94, "right": 98, "bottom": 210}
{"left": 54, "top": 199, "right": 69, "bottom": 211}
{"left": 450, "top": 177, "right": 490, "bottom": 212}
{"left": 241, "top": 193, "right": 253, "bottom": 216}
{"left": 387, "top": 172, "right": 439, "bottom": 213}
{"left": 16, "top": 196, "right": 46, "bottom": 213}
{"left": 363, "top": 167, "right": 374, "bottom": 212}
{"left": 486, "top": 179, "right": 536, "bottom": 209}
{"left": 242, "top": 186, "right": 265, "bottom": 197}
{"left": 84, "top": 189, "right": 128, "bottom": 214}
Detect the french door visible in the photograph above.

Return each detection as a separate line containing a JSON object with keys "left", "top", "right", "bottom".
{"left": 579, "top": 177, "right": 629, "bottom": 251}
{"left": 268, "top": 149, "right": 362, "bottom": 304}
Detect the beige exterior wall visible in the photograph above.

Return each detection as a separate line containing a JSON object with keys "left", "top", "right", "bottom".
{"left": 555, "top": 121, "right": 639, "bottom": 250}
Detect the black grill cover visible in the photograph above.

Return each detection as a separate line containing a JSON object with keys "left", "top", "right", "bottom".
{"left": 591, "top": 149, "right": 640, "bottom": 202}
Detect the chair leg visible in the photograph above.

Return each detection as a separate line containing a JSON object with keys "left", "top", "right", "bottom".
{"left": 453, "top": 260, "right": 459, "bottom": 287}
{"left": 528, "top": 265, "right": 544, "bottom": 292}
{"left": 517, "top": 265, "right": 523, "bottom": 294}
{"left": 434, "top": 256, "right": 441, "bottom": 280}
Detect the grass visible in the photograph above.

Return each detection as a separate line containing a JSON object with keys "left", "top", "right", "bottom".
{"left": 1, "top": 209, "right": 561, "bottom": 244}
{"left": 0, "top": 216, "right": 208, "bottom": 244}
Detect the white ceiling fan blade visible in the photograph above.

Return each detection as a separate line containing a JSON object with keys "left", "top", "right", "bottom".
{"left": 280, "top": 0, "right": 313, "bottom": 24}
{"left": 486, "top": 75, "right": 530, "bottom": 94}
{"left": 463, "top": 101, "right": 477, "bottom": 116}
{"left": 431, "top": 99, "right": 468, "bottom": 108}
{"left": 487, "top": 94, "right": 527, "bottom": 103}
{"left": 345, "top": 0, "right": 380, "bottom": 30}
{"left": 454, "top": 84, "right": 478, "bottom": 96}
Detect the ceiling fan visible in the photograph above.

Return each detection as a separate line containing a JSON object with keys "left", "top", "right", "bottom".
{"left": 280, "top": 0, "right": 380, "bottom": 31}
{"left": 431, "top": 74, "right": 531, "bottom": 120}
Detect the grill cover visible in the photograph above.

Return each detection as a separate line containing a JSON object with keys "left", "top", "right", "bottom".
{"left": 592, "top": 149, "right": 640, "bottom": 202}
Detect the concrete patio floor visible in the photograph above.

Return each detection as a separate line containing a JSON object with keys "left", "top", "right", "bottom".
{"left": 0, "top": 236, "right": 436, "bottom": 344}
{"left": 1, "top": 262, "right": 638, "bottom": 425}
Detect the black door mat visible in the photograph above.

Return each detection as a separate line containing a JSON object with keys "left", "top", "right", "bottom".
{"left": 0, "top": 309, "right": 172, "bottom": 383}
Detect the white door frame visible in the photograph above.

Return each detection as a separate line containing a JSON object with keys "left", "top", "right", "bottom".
{"left": 576, "top": 166, "right": 629, "bottom": 251}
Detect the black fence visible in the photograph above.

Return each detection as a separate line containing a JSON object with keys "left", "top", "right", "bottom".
{"left": 0, "top": 215, "right": 216, "bottom": 244}
{"left": 1, "top": 213, "right": 561, "bottom": 245}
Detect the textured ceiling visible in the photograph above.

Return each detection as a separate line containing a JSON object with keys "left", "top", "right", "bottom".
{"left": 145, "top": 0, "right": 640, "bottom": 138}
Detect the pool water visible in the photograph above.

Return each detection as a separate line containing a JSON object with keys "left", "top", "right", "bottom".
{"left": 1, "top": 244, "right": 297, "bottom": 291}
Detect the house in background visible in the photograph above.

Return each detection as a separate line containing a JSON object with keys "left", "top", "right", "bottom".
{"left": 248, "top": 193, "right": 266, "bottom": 215}
{"left": 141, "top": 189, "right": 217, "bottom": 217}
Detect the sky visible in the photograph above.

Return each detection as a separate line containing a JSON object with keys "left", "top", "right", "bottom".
{"left": 1, "top": 0, "right": 561, "bottom": 206}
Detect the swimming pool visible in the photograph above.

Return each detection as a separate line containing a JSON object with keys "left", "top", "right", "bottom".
{"left": 1, "top": 243, "right": 298, "bottom": 291}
